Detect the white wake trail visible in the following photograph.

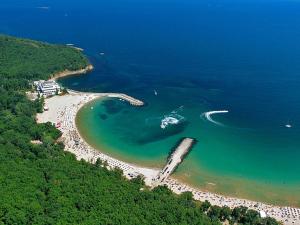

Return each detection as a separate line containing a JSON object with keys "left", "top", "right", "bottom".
{"left": 201, "top": 110, "right": 229, "bottom": 126}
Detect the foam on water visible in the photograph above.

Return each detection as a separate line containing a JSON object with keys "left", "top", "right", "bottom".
{"left": 171, "top": 105, "right": 184, "bottom": 114}
{"left": 160, "top": 112, "right": 185, "bottom": 129}
{"left": 201, "top": 110, "right": 229, "bottom": 126}
{"left": 160, "top": 116, "right": 179, "bottom": 129}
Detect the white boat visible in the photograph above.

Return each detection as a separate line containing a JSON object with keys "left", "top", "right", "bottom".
{"left": 160, "top": 116, "right": 179, "bottom": 129}
{"left": 154, "top": 90, "right": 158, "bottom": 96}
{"left": 285, "top": 124, "right": 292, "bottom": 128}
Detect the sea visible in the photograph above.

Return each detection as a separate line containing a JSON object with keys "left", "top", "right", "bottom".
{"left": 1, "top": 0, "right": 300, "bottom": 206}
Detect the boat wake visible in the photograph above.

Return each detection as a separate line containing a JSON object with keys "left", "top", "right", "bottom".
{"left": 171, "top": 105, "right": 184, "bottom": 114}
{"left": 145, "top": 106, "right": 186, "bottom": 129}
{"left": 161, "top": 107, "right": 185, "bottom": 129}
{"left": 201, "top": 110, "right": 229, "bottom": 126}
{"left": 36, "top": 6, "right": 50, "bottom": 10}
{"left": 160, "top": 115, "right": 182, "bottom": 129}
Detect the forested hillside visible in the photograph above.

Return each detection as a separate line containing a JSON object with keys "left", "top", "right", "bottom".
{"left": 0, "top": 35, "right": 89, "bottom": 89}
{"left": 0, "top": 35, "right": 278, "bottom": 225}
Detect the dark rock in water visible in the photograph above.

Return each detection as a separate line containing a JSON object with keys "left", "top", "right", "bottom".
{"left": 102, "top": 99, "right": 123, "bottom": 114}
{"left": 99, "top": 114, "right": 108, "bottom": 120}
{"left": 136, "top": 121, "right": 189, "bottom": 145}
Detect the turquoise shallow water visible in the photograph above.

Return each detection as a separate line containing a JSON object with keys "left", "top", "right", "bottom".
{"left": 74, "top": 80, "right": 300, "bottom": 206}
{"left": 1, "top": 0, "right": 300, "bottom": 206}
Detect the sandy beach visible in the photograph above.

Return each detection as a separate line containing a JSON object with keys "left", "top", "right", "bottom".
{"left": 36, "top": 91, "right": 300, "bottom": 225}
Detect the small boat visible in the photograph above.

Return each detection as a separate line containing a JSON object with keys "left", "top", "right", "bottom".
{"left": 160, "top": 116, "right": 179, "bottom": 129}
{"left": 154, "top": 90, "right": 158, "bottom": 96}
{"left": 285, "top": 124, "right": 292, "bottom": 128}
{"left": 100, "top": 52, "right": 105, "bottom": 55}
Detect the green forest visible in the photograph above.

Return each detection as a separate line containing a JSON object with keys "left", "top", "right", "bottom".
{"left": 0, "top": 34, "right": 279, "bottom": 225}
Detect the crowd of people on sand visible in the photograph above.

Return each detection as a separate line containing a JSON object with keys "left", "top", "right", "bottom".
{"left": 54, "top": 94, "right": 143, "bottom": 180}
{"left": 40, "top": 92, "right": 300, "bottom": 225}
{"left": 163, "top": 179, "right": 300, "bottom": 224}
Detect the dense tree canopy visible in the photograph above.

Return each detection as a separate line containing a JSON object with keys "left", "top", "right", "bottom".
{"left": 0, "top": 35, "right": 89, "bottom": 79}
{"left": 0, "top": 35, "right": 279, "bottom": 225}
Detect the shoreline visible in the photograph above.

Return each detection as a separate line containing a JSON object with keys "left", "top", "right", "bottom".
{"left": 76, "top": 109, "right": 166, "bottom": 169}
{"left": 36, "top": 92, "right": 155, "bottom": 184}
{"left": 50, "top": 64, "right": 94, "bottom": 80}
{"left": 50, "top": 65, "right": 144, "bottom": 106}
{"left": 36, "top": 91, "right": 300, "bottom": 225}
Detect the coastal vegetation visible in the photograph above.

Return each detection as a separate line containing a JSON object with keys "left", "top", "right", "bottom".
{"left": 0, "top": 34, "right": 279, "bottom": 224}
{"left": 0, "top": 35, "right": 89, "bottom": 83}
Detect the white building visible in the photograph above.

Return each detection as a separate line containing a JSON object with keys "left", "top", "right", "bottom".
{"left": 34, "top": 80, "right": 61, "bottom": 97}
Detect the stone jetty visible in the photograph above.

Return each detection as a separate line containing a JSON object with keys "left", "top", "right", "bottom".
{"left": 154, "top": 138, "right": 196, "bottom": 184}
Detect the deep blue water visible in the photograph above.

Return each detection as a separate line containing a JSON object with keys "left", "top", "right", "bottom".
{"left": 1, "top": 0, "right": 300, "bottom": 205}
